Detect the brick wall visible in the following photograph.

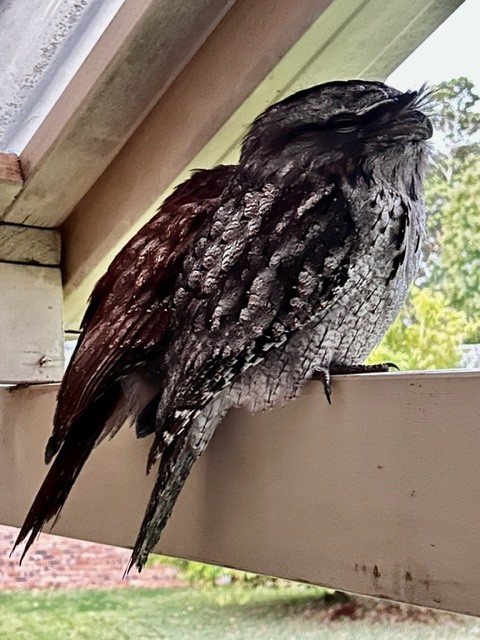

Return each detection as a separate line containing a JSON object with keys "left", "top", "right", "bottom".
{"left": 0, "top": 525, "right": 182, "bottom": 590}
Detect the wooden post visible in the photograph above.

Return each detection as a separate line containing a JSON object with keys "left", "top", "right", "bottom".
{"left": 0, "top": 217, "right": 63, "bottom": 383}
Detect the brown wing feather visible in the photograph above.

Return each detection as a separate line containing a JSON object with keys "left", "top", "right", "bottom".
{"left": 49, "top": 165, "right": 234, "bottom": 459}
{"left": 14, "top": 165, "right": 234, "bottom": 556}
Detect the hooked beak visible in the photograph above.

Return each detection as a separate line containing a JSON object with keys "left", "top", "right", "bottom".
{"left": 358, "top": 90, "right": 433, "bottom": 143}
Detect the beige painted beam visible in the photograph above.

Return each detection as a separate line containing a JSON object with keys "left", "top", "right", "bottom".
{"left": 0, "top": 153, "right": 23, "bottom": 213}
{"left": 1, "top": 0, "right": 237, "bottom": 227}
{"left": 3, "top": 371, "right": 480, "bottom": 615}
{"left": 62, "top": 0, "right": 464, "bottom": 329}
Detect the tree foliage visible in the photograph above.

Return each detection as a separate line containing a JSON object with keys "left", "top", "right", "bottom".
{"left": 372, "top": 77, "right": 480, "bottom": 368}
{"left": 423, "top": 77, "right": 480, "bottom": 333}
{"left": 431, "top": 155, "right": 480, "bottom": 326}
{"left": 368, "top": 286, "right": 471, "bottom": 370}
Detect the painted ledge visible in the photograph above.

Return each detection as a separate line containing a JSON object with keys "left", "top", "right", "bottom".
{"left": 1, "top": 370, "right": 479, "bottom": 615}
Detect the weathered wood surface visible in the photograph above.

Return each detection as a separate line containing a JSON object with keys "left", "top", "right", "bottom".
{"left": 2, "top": 371, "right": 480, "bottom": 615}
{"left": 0, "top": 153, "right": 23, "bottom": 213}
{"left": 0, "top": 223, "right": 60, "bottom": 265}
{"left": 0, "top": 262, "right": 63, "bottom": 383}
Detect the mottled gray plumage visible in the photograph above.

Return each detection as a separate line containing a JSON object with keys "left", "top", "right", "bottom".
{"left": 16, "top": 80, "right": 432, "bottom": 573}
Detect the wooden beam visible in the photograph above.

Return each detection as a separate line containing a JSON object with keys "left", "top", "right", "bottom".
{"left": 3, "top": 371, "right": 480, "bottom": 615}
{"left": 1, "top": 0, "right": 237, "bottom": 227}
{"left": 0, "top": 223, "right": 60, "bottom": 266}
{"left": 0, "top": 221, "right": 62, "bottom": 383}
{"left": 0, "top": 262, "right": 63, "bottom": 383}
{"left": 0, "top": 153, "right": 23, "bottom": 213}
{"left": 61, "top": 0, "right": 463, "bottom": 329}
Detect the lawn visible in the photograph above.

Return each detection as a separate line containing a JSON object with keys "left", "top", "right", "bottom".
{"left": 0, "top": 586, "right": 479, "bottom": 640}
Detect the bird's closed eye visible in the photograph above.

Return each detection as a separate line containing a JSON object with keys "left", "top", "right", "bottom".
{"left": 277, "top": 115, "right": 360, "bottom": 149}
{"left": 329, "top": 114, "right": 361, "bottom": 134}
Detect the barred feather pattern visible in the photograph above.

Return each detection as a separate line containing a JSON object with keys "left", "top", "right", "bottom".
{"left": 16, "top": 80, "right": 432, "bottom": 573}
{"left": 130, "top": 164, "right": 427, "bottom": 568}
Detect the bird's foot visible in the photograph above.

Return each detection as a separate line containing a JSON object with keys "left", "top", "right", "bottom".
{"left": 329, "top": 362, "right": 399, "bottom": 375}
{"left": 312, "top": 362, "right": 399, "bottom": 404}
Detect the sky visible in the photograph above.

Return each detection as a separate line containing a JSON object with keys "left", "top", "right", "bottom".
{"left": 388, "top": 0, "right": 480, "bottom": 94}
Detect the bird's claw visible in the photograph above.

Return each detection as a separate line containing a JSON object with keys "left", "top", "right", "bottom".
{"left": 313, "top": 361, "right": 400, "bottom": 403}
{"left": 312, "top": 368, "right": 332, "bottom": 404}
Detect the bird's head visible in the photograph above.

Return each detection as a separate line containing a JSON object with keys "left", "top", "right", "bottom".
{"left": 240, "top": 80, "right": 433, "bottom": 188}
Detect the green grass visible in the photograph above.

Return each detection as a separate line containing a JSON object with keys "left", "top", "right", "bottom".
{"left": 0, "top": 586, "right": 479, "bottom": 640}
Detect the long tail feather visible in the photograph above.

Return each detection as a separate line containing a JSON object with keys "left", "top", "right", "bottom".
{"left": 15, "top": 431, "right": 97, "bottom": 562}
{"left": 126, "top": 414, "right": 219, "bottom": 574}
{"left": 125, "top": 433, "right": 196, "bottom": 574}
{"left": 14, "top": 388, "right": 121, "bottom": 561}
